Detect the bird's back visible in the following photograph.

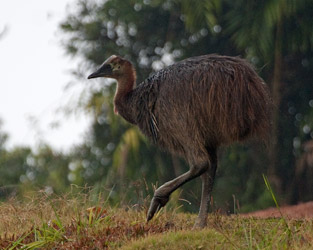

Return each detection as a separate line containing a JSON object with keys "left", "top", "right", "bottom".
{"left": 130, "top": 55, "right": 272, "bottom": 158}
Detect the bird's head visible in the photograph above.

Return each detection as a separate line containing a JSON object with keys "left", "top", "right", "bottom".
{"left": 87, "top": 55, "right": 133, "bottom": 80}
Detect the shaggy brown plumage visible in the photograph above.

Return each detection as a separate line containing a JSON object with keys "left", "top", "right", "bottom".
{"left": 88, "top": 54, "right": 272, "bottom": 228}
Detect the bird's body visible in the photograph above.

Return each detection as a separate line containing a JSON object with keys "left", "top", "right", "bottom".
{"left": 114, "top": 55, "right": 270, "bottom": 158}
{"left": 88, "top": 54, "right": 272, "bottom": 228}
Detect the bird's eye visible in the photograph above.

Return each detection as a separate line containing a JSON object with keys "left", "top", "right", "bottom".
{"left": 112, "top": 64, "right": 120, "bottom": 71}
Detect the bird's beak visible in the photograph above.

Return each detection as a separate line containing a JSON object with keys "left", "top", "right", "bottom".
{"left": 87, "top": 63, "right": 113, "bottom": 79}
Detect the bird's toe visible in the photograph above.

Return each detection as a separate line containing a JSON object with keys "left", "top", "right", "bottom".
{"left": 146, "top": 196, "right": 169, "bottom": 222}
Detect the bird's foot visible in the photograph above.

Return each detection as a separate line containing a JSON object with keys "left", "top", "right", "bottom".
{"left": 192, "top": 215, "right": 207, "bottom": 229}
{"left": 147, "top": 196, "right": 169, "bottom": 222}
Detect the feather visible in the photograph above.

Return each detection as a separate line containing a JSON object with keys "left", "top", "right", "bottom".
{"left": 149, "top": 112, "right": 159, "bottom": 143}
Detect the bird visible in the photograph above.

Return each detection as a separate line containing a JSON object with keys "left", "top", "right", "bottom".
{"left": 88, "top": 54, "right": 272, "bottom": 228}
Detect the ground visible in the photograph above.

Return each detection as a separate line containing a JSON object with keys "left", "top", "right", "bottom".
{"left": 1, "top": 194, "right": 313, "bottom": 249}
{"left": 243, "top": 201, "right": 313, "bottom": 219}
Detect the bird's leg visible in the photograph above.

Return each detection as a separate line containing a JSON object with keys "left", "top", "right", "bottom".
{"left": 147, "top": 162, "right": 208, "bottom": 222}
{"left": 193, "top": 152, "right": 217, "bottom": 229}
{"left": 193, "top": 171, "right": 210, "bottom": 229}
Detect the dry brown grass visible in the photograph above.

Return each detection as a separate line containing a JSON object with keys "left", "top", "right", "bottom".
{"left": 1, "top": 192, "right": 313, "bottom": 249}
{"left": 0, "top": 192, "right": 193, "bottom": 249}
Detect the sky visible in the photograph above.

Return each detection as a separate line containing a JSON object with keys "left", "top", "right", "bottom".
{"left": 0, "top": 0, "right": 91, "bottom": 151}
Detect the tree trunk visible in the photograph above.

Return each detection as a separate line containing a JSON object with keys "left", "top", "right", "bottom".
{"left": 268, "top": 18, "right": 283, "bottom": 195}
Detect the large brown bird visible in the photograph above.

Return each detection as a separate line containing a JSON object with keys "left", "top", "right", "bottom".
{"left": 88, "top": 54, "right": 272, "bottom": 228}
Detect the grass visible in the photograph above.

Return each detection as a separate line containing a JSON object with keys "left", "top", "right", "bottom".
{"left": 0, "top": 190, "right": 313, "bottom": 249}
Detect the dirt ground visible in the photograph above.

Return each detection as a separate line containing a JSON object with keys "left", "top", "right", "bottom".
{"left": 242, "top": 201, "right": 313, "bottom": 219}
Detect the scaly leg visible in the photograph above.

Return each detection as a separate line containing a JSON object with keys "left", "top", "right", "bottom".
{"left": 193, "top": 155, "right": 217, "bottom": 229}
{"left": 147, "top": 162, "right": 208, "bottom": 221}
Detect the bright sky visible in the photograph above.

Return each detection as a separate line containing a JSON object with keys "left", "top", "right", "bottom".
{"left": 0, "top": 0, "right": 91, "bottom": 151}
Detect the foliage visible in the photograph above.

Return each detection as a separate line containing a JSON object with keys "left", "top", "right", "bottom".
{"left": 1, "top": 0, "right": 313, "bottom": 215}
{"left": 0, "top": 140, "right": 71, "bottom": 199}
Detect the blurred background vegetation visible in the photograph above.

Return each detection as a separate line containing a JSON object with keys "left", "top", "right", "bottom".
{"left": 1, "top": 0, "right": 313, "bottom": 213}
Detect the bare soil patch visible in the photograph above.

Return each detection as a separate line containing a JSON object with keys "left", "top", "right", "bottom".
{"left": 242, "top": 201, "right": 313, "bottom": 219}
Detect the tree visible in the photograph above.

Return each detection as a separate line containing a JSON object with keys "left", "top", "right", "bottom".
{"left": 0, "top": 120, "right": 72, "bottom": 198}
{"left": 0, "top": 119, "right": 8, "bottom": 152}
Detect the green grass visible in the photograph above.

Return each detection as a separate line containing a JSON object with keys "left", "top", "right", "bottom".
{"left": 123, "top": 217, "right": 313, "bottom": 250}
{"left": 121, "top": 230, "right": 226, "bottom": 250}
{"left": 0, "top": 191, "right": 312, "bottom": 249}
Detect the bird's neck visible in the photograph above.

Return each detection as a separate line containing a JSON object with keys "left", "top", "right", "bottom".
{"left": 113, "top": 68, "right": 136, "bottom": 115}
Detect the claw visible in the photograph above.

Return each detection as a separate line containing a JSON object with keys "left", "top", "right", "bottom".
{"left": 146, "top": 196, "right": 169, "bottom": 222}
